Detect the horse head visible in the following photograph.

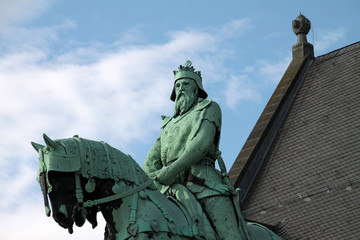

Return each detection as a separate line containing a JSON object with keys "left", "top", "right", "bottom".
{"left": 32, "top": 134, "right": 152, "bottom": 235}
{"left": 32, "top": 134, "right": 92, "bottom": 234}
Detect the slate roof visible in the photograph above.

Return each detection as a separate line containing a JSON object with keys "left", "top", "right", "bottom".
{"left": 230, "top": 41, "right": 360, "bottom": 239}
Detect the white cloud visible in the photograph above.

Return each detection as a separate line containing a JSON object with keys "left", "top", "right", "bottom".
{"left": 224, "top": 75, "right": 261, "bottom": 110}
{"left": 218, "top": 18, "right": 251, "bottom": 38}
{"left": 0, "top": 163, "right": 35, "bottom": 209}
{"left": 222, "top": 53, "right": 292, "bottom": 109}
{"left": 0, "top": 199, "right": 106, "bottom": 240}
{"left": 313, "top": 27, "right": 346, "bottom": 53}
{"left": 258, "top": 54, "right": 292, "bottom": 84}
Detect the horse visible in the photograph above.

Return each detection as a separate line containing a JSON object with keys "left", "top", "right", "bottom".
{"left": 32, "top": 134, "right": 282, "bottom": 240}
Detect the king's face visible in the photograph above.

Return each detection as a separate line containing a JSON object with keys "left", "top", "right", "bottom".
{"left": 174, "top": 78, "right": 197, "bottom": 98}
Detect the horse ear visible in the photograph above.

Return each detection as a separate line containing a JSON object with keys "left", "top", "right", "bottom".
{"left": 43, "top": 133, "right": 59, "bottom": 150}
{"left": 31, "top": 142, "right": 45, "bottom": 152}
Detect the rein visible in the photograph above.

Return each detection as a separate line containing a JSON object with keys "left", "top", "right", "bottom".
{"left": 81, "top": 178, "right": 153, "bottom": 208}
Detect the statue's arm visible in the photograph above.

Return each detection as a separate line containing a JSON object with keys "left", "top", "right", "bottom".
{"left": 143, "top": 137, "right": 163, "bottom": 175}
{"left": 155, "top": 119, "right": 216, "bottom": 185}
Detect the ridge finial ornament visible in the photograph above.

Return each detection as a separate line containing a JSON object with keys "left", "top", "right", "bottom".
{"left": 292, "top": 13, "right": 311, "bottom": 36}
{"left": 291, "top": 13, "right": 314, "bottom": 60}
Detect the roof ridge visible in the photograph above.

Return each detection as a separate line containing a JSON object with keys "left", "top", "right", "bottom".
{"left": 315, "top": 41, "right": 360, "bottom": 61}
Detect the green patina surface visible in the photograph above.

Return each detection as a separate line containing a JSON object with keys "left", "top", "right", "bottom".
{"left": 32, "top": 61, "right": 282, "bottom": 240}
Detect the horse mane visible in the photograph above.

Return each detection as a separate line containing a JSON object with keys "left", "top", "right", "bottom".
{"left": 60, "top": 136, "right": 150, "bottom": 185}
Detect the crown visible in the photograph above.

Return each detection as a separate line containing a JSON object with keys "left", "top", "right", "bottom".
{"left": 173, "top": 60, "right": 202, "bottom": 82}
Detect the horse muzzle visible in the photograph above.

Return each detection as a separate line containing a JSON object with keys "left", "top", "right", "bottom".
{"left": 53, "top": 205, "right": 74, "bottom": 234}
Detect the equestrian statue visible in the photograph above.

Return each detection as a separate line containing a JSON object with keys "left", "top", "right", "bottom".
{"left": 32, "top": 61, "right": 282, "bottom": 240}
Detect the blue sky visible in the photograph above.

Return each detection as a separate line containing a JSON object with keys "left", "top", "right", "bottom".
{"left": 0, "top": 0, "right": 359, "bottom": 239}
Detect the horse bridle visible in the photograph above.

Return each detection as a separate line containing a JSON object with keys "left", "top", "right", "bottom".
{"left": 38, "top": 138, "right": 154, "bottom": 226}
{"left": 74, "top": 173, "right": 153, "bottom": 208}
{"left": 70, "top": 137, "right": 154, "bottom": 209}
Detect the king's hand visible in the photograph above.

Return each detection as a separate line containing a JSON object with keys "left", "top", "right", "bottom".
{"left": 149, "top": 167, "right": 175, "bottom": 186}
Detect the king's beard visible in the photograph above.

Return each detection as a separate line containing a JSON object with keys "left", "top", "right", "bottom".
{"left": 174, "top": 91, "right": 197, "bottom": 116}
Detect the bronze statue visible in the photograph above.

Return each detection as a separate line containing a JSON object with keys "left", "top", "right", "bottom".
{"left": 33, "top": 133, "right": 281, "bottom": 239}
{"left": 32, "top": 61, "right": 282, "bottom": 239}
{"left": 144, "top": 61, "right": 248, "bottom": 239}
